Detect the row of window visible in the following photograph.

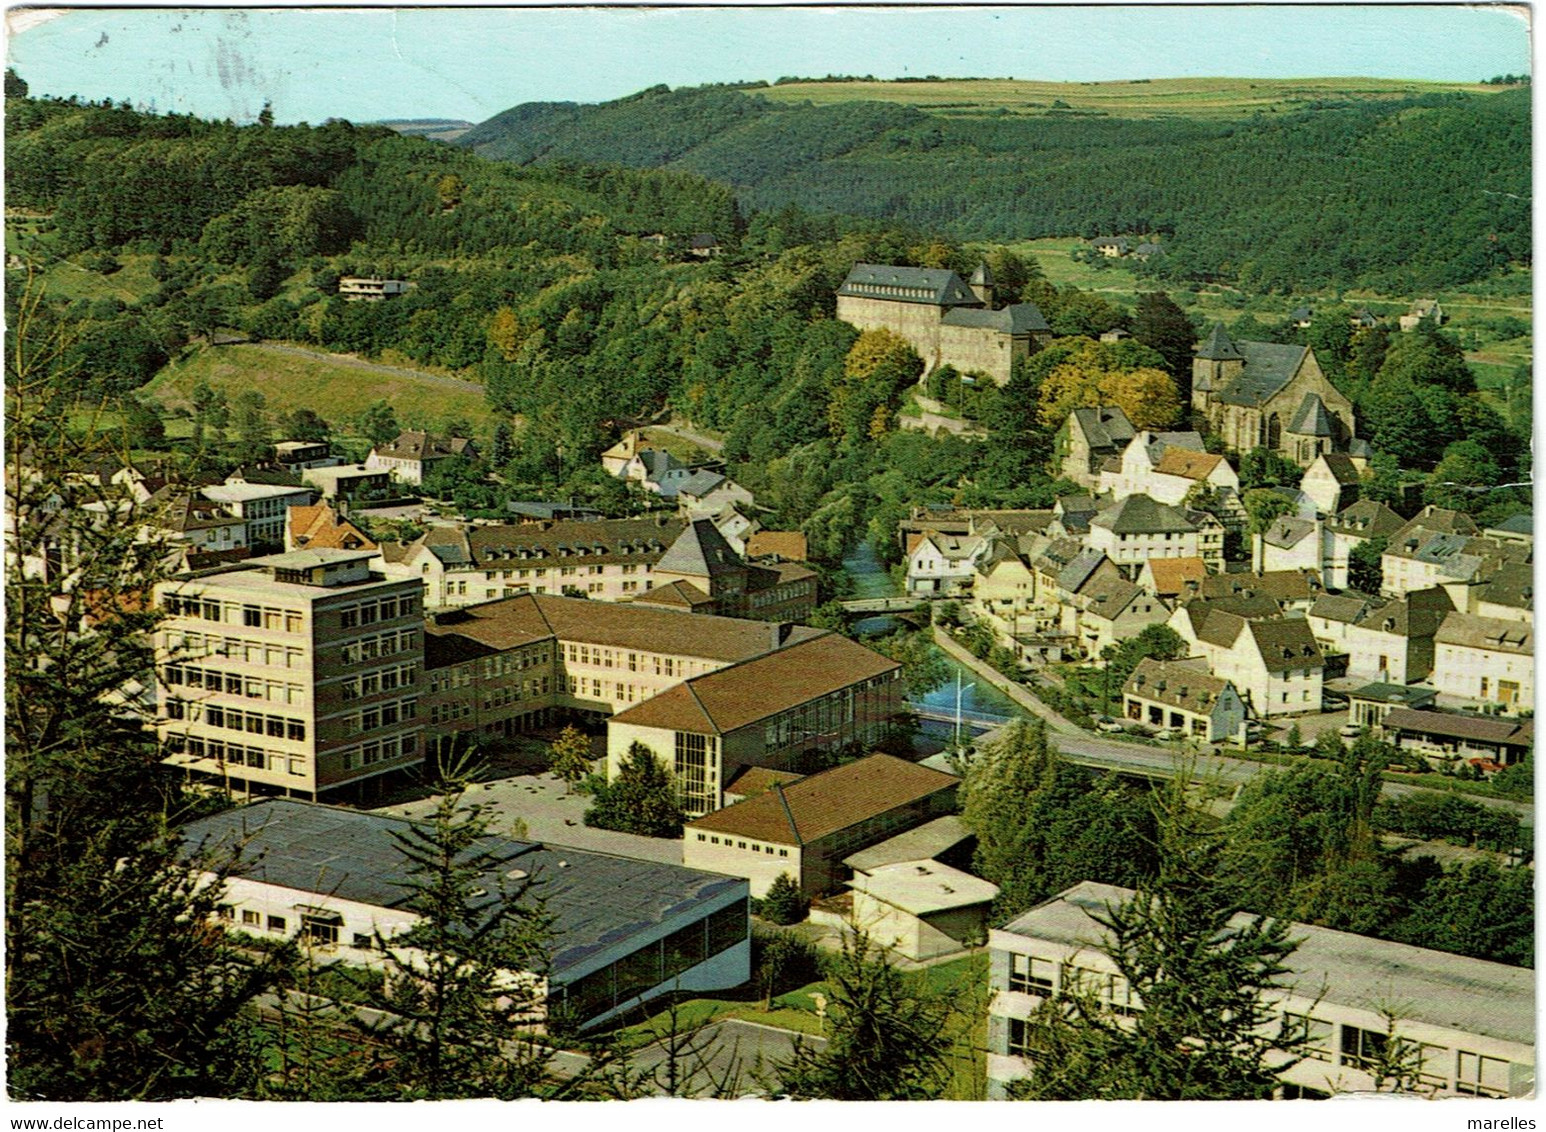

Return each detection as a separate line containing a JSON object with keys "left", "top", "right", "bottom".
{"left": 166, "top": 632, "right": 306, "bottom": 670}
{"left": 337, "top": 593, "right": 417, "bottom": 630}
{"left": 762, "top": 686, "right": 860, "bottom": 749}
{"left": 481, "top": 649, "right": 550, "bottom": 679}
{"left": 483, "top": 677, "right": 550, "bottom": 710}
{"left": 564, "top": 644, "right": 696, "bottom": 678}
{"left": 694, "top": 832, "right": 790, "bottom": 858}
{"left": 339, "top": 629, "right": 419, "bottom": 665}
{"left": 339, "top": 663, "right": 418, "bottom": 700}
{"left": 166, "top": 734, "right": 305, "bottom": 776}
{"left": 429, "top": 700, "right": 474, "bottom": 725}
{"left": 163, "top": 595, "right": 305, "bottom": 634}
{"left": 339, "top": 733, "right": 418, "bottom": 770}
{"left": 162, "top": 664, "right": 305, "bottom": 706}
{"left": 348, "top": 697, "right": 418, "bottom": 733}
{"left": 165, "top": 700, "right": 306, "bottom": 741}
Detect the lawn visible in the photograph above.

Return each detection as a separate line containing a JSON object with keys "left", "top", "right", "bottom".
{"left": 760, "top": 76, "right": 1500, "bottom": 120}
{"left": 143, "top": 342, "right": 501, "bottom": 434}
{"left": 36, "top": 254, "right": 164, "bottom": 305}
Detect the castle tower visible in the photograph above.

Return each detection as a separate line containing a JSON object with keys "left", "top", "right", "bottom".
{"left": 969, "top": 261, "right": 995, "bottom": 309}
{"left": 1192, "top": 324, "right": 1244, "bottom": 412}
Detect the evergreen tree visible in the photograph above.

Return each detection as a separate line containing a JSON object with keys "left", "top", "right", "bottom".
{"left": 1008, "top": 780, "right": 1312, "bottom": 1100}
{"left": 353, "top": 784, "right": 554, "bottom": 1099}
{"left": 760, "top": 872, "right": 809, "bottom": 925}
{"left": 772, "top": 929, "right": 955, "bottom": 1100}
{"left": 1131, "top": 291, "right": 1197, "bottom": 396}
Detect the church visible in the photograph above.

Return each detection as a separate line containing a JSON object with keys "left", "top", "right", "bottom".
{"left": 836, "top": 262, "right": 1052, "bottom": 385}
{"left": 1192, "top": 325, "right": 1356, "bottom": 466}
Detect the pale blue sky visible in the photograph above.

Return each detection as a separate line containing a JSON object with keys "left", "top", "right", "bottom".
{"left": 6, "top": 5, "right": 1532, "bottom": 126}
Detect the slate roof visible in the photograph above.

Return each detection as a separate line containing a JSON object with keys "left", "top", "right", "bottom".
{"left": 656, "top": 518, "right": 745, "bottom": 579}
{"left": 608, "top": 632, "right": 899, "bottom": 736}
{"left": 1262, "top": 516, "right": 1318, "bottom": 549}
{"left": 969, "top": 261, "right": 994, "bottom": 286}
{"left": 1478, "top": 562, "right": 1533, "bottom": 612}
{"left": 686, "top": 754, "right": 957, "bottom": 846}
{"left": 371, "top": 430, "right": 474, "bottom": 463}
{"left": 1312, "top": 452, "right": 1361, "bottom": 485}
{"left": 1076, "top": 574, "right": 1145, "bottom": 621}
{"left": 177, "top": 800, "right": 743, "bottom": 977}
{"left": 1392, "top": 507, "right": 1480, "bottom": 543}
{"left": 1434, "top": 611, "right": 1532, "bottom": 655}
{"left": 1145, "top": 431, "right": 1207, "bottom": 464}
{"left": 1246, "top": 617, "right": 1324, "bottom": 672}
{"left": 424, "top": 516, "right": 684, "bottom": 571}
{"left": 1196, "top": 324, "right": 1244, "bottom": 362}
{"left": 1288, "top": 392, "right": 1336, "bottom": 437}
{"left": 1056, "top": 548, "right": 1110, "bottom": 595}
{"left": 839, "top": 264, "right": 980, "bottom": 307}
{"left": 1488, "top": 514, "right": 1534, "bottom": 538}
{"left": 1092, "top": 494, "right": 1197, "bottom": 536}
{"left": 940, "top": 302, "right": 1051, "bottom": 335}
{"left": 674, "top": 470, "right": 727, "bottom": 499}
{"left": 1124, "top": 656, "right": 1233, "bottom": 713}
{"left": 1327, "top": 499, "right": 1405, "bottom": 539}
{"left": 1198, "top": 569, "right": 1321, "bottom": 604}
{"left": 1069, "top": 406, "right": 1136, "bottom": 452}
{"left": 1214, "top": 340, "right": 1311, "bottom": 407}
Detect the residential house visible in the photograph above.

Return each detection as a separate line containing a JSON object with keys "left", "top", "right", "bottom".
{"left": 1194, "top": 568, "right": 1324, "bottom": 615}
{"left": 1299, "top": 452, "right": 1362, "bottom": 516}
{"left": 986, "top": 881, "right": 1534, "bottom": 1100}
{"left": 1067, "top": 572, "right": 1170, "bottom": 659}
{"left": 1137, "top": 556, "right": 1209, "bottom": 604}
{"left": 600, "top": 432, "right": 697, "bottom": 500}
{"left": 1086, "top": 494, "right": 1214, "bottom": 576}
{"left": 605, "top": 632, "right": 903, "bottom": 815}
{"left": 1097, "top": 428, "right": 1218, "bottom": 505}
{"left": 1483, "top": 514, "right": 1533, "bottom": 545}
{"left": 1029, "top": 540, "right": 1121, "bottom": 640}
{"left": 837, "top": 262, "right": 1052, "bottom": 386}
{"left": 286, "top": 502, "right": 376, "bottom": 553}
{"left": 682, "top": 754, "right": 959, "bottom": 897}
{"left": 1257, "top": 515, "right": 1323, "bottom": 576}
{"left": 1121, "top": 656, "right": 1248, "bottom": 742}
{"left": 1399, "top": 299, "right": 1447, "bottom": 331}
{"left": 708, "top": 503, "right": 761, "bottom": 555}
{"left": 141, "top": 488, "right": 248, "bottom": 558}
{"left": 1191, "top": 325, "right": 1355, "bottom": 465}
{"left": 1289, "top": 305, "right": 1314, "bottom": 329}
{"left": 688, "top": 233, "right": 722, "bottom": 259}
{"left": 1058, "top": 406, "right": 1136, "bottom": 491}
{"left": 1090, "top": 236, "right": 1130, "bottom": 257}
{"left": 272, "top": 441, "right": 339, "bottom": 471}
{"left": 301, "top": 464, "right": 394, "bottom": 505}
{"left": 381, "top": 516, "right": 685, "bottom": 608}
{"left": 1382, "top": 523, "right": 1529, "bottom": 610}
{"left": 155, "top": 549, "right": 425, "bottom": 800}
{"left": 180, "top": 799, "right": 749, "bottom": 1033}
{"left": 1047, "top": 493, "right": 1104, "bottom": 539}
{"left": 506, "top": 501, "right": 606, "bottom": 523}
{"left": 1349, "top": 308, "right": 1380, "bottom": 330}
{"left": 1169, "top": 604, "right": 1323, "bottom": 717}
{"left": 1380, "top": 709, "right": 1533, "bottom": 770}
{"left": 1431, "top": 612, "right": 1533, "bottom": 710}
{"left": 1476, "top": 562, "right": 1532, "bottom": 625}
{"left": 338, "top": 276, "right": 410, "bottom": 301}
{"left": 1306, "top": 588, "right": 1452, "bottom": 684}
{"left": 971, "top": 536, "right": 1047, "bottom": 651}
{"left": 676, "top": 470, "right": 755, "bottom": 517}
{"left": 1323, "top": 499, "right": 1405, "bottom": 590}
{"left": 364, "top": 430, "right": 476, "bottom": 487}
{"left": 905, "top": 530, "right": 988, "bottom": 596}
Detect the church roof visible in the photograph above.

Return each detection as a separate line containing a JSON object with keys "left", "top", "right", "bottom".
{"left": 1214, "top": 341, "right": 1311, "bottom": 407}
{"left": 1288, "top": 392, "right": 1336, "bottom": 437}
{"left": 839, "top": 264, "right": 979, "bottom": 307}
{"left": 1196, "top": 324, "right": 1243, "bottom": 362}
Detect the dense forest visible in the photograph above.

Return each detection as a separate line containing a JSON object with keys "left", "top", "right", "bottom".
{"left": 4, "top": 88, "right": 1531, "bottom": 559}
{"left": 459, "top": 83, "right": 1531, "bottom": 293}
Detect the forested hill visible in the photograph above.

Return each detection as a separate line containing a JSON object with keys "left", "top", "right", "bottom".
{"left": 459, "top": 82, "right": 1531, "bottom": 293}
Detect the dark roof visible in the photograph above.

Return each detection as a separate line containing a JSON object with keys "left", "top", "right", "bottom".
{"left": 1382, "top": 708, "right": 1534, "bottom": 748}
{"left": 1124, "top": 657, "right": 1234, "bottom": 712}
{"left": 630, "top": 579, "right": 715, "bottom": 610}
{"left": 1263, "top": 516, "right": 1317, "bottom": 549}
{"left": 1434, "top": 611, "right": 1532, "bottom": 655}
{"left": 655, "top": 518, "right": 744, "bottom": 579}
{"left": 434, "top": 516, "right": 686, "bottom": 571}
{"left": 1246, "top": 618, "right": 1324, "bottom": 673}
{"left": 1327, "top": 499, "right": 1405, "bottom": 539}
{"left": 687, "top": 754, "right": 956, "bottom": 845}
{"left": 1488, "top": 514, "right": 1534, "bottom": 537}
{"left": 1196, "top": 324, "right": 1243, "bottom": 362}
{"left": 1056, "top": 548, "right": 1109, "bottom": 595}
{"left": 1478, "top": 562, "right": 1533, "bottom": 611}
{"left": 675, "top": 470, "right": 727, "bottom": 498}
{"left": 1092, "top": 494, "right": 1196, "bottom": 536}
{"left": 839, "top": 264, "right": 980, "bottom": 307}
{"left": 689, "top": 233, "right": 720, "bottom": 249}
{"left": 1199, "top": 569, "right": 1320, "bottom": 604}
{"left": 1313, "top": 452, "right": 1361, "bottom": 485}
{"left": 969, "top": 261, "right": 993, "bottom": 286}
{"left": 1069, "top": 406, "right": 1136, "bottom": 452}
{"left": 1290, "top": 306, "right": 1313, "bottom": 322}
{"left": 177, "top": 800, "right": 744, "bottom": 976}
{"left": 1214, "top": 341, "right": 1311, "bottom": 407}
{"left": 372, "top": 430, "right": 474, "bottom": 462}
{"left": 1349, "top": 682, "right": 1437, "bottom": 707}
{"left": 940, "top": 302, "right": 1050, "bottom": 334}
{"left": 1288, "top": 392, "right": 1335, "bottom": 437}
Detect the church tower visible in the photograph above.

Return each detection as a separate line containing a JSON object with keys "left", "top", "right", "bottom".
{"left": 1192, "top": 324, "right": 1244, "bottom": 412}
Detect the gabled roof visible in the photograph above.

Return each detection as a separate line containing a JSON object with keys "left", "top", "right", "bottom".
{"left": 1213, "top": 340, "right": 1310, "bottom": 407}
{"left": 1092, "top": 494, "right": 1196, "bottom": 536}
{"left": 1153, "top": 448, "right": 1224, "bottom": 481}
{"left": 1391, "top": 506, "right": 1480, "bottom": 543}
{"left": 630, "top": 579, "right": 715, "bottom": 610}
{"left": 1247, "top": 617, "right": 1324, "bottom": 672}
{"left": 1434, "top": 611, "right": 1532, "bottom": 655}
{"left": 654, "top": 518, "right": 744, "bottom": 579}
{"left": 1143, "top": 556, "right": 1208, "bottom": 596}
{"left": 1382, "top": 708, "right": 1532, "bottom": 748}
{"left": 940, "top": 302, "right": 1050, "bottom": 335}
{"left": 1309, "top": 452, "right": 1360, "bottom": 485}
{"left": 1197, "top": 569, "right": 1320, "bottom": 604}
{"left": 1327, "top": 499, "right": 1405, "bottom": 539}
{"left": 745, "top": 531, "right": 808, "bottom": 562}
{"left": 1057, "top": 548, "right": 1110, "bottom": 595}
{"left": 686, "top": 754, "right": 956, "bottom": 845}
{"left": 609, "top": 632, "right": 899, "bottom": 736}
{"left": 1477, "top": 562, "right": 1533, "bottom": 612}
{"left": 1124, "top": 656, "right": 1234, "bottom": 712}
{"left": 675, "top": 470, "right": 727, "bottom": 498}
{"left": 1068, "top": 406, "right": 1136, "bottom": 452}
{"left": 1288, "top": 392, "right": 1336, "bottom": 437}
{"left": 1262, "top": 516, "right": 1317, "bottom": 549}
{"left": 969, "top": 261, "right": 994, "bottom": 286}
{"left": 288, "top": 503, "right": 376, "bottom": 552}
{"left": 1077, "top": 574, "right": 1145, "bottom": 621}
{"left": 839, "top": 264, "right": 980, "bottom": 307}
{"left": 371, "top": 430, "right": 474, "bottom": 463}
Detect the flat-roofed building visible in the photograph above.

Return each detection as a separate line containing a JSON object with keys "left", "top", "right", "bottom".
{"left": 606, "top": 632, "right": 903, "bottom": 814}
{"left": 155, "top": 549, "right": 425, "bottom": 799}
{"left": 179, "top": 799, "right": 750, "bottom": 1032}
{"left": 848, "top": 859, "right": 999, "bottom": 961}
{"left": 1380, "top": 707, "right": 1534, "bottom": 769}
{"left": 338, "top": 276, "right": 409, "bottom": 301}
{"left": 201, "top": 481, "right": 316, "bottom": 547}
{"left": 987, "top": 881, "right": 1534, "bottom": 1100}
{"left": 683, "top": 754, "right": 959, "bottom": 897}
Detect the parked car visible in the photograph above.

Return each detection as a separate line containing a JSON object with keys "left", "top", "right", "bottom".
{"left": 1322, "top": 692, "right": 1349, "bottom": 710}
{"left": 1154, "top": 729, "right": 1177, "bottom": 742}
{"left": 1338, "top": 723, "right": 1363, "bottom": 740}
{"left": 1095, "top": 716, "right": 1124, "bottom": 734}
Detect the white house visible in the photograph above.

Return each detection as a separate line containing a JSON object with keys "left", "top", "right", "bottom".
{"left": 905, "top": 531, "right": 989, "bottom": 596}
{"left": 1086, "top": 495, "right": 1208, "bottom": 576}
{"left": 1170, "top": 604, "right": 1323, "bottom": 718}
{"left": 1299, "top": 452, "right": 1362, "bottom": 516}
{"left": 364, "top": 430, "right": 476, "bottom": 487}
{"left": 1322, "top": 499, "right": 1405, "bottom": 590}
{"left": 201, "top": 481, "right": 316, "bottom": 547}
{"left": 1122, "top": 656, "right": 1248, "bottom": 742}
{"left": 1430, "top": 611, "right": 1533, "bottom": 711}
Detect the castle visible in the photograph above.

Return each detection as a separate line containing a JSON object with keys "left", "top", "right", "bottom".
{"left": 1191, "top": 325, "right": 1356, "bottom": 466}
{"left": 836, "top": 262, "right": 1052, "bottom": 386}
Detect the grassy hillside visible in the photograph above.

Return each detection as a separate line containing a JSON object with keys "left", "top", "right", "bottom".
{"left": 144, "top": 343, "right": 500, "bottom": 433}
{"left": 758, "top": 76, "right": 1502, "bottom": 119}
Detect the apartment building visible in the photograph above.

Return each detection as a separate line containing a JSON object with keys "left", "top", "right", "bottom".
{"left": 987, "top": 882, "right": 1534, "bottom": 1100}
{"left": 1431, "top": 611, "right": 1534, "bottom": 710}
{"left": 201, "top": 481, "right": 316, "bottom": 547}
{"left": 155, "top": 548, "right": 425, "bottom": 799}
{"left": 1169, "top": 603, "right": 1323, "bottom": 718}
{"left": 1086, "top": 494, "right": 1221, "bottom": 575}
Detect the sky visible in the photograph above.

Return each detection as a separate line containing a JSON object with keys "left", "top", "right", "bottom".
{"left": 4, "top": 4, "right": 1533, "bottom": 126}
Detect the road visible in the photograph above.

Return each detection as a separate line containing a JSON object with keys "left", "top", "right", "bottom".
{"left": 648, "top": 418, "right": 725, "bottom": 454}
{"left": 229, "top": 342, "right": 488, "bottom": 395}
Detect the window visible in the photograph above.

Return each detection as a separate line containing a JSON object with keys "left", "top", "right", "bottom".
{"left": 267, "top": 915, "right": 287, "bottom": 933}
{"left": 1339, "top": 1024, "right": 1387, "bottom": 1072}
{"left": 1008, "top": 954, "right": 1055, "bottom": 994}
{"left": 216, "top": 904, "right": 234, "bottom": 921}
{"left": 1007, "top": 1017, "right": 1039, "bottom": 1056}
{"left": 242, "top": 910, "right": 260, "bottom": 926}
{"left": 352, "top": 933, "right": 375, "bottom": 950}
{"left": 1285, "top": 1013, "right": 1332, "bottom": 1057}
{"left": 1456, "top": 1051, "right": 1511, "bottom": 1097}
{"left": 301, "top": 914, "right": 341, "bottom": 946}
{"left": 705, "top": 897, "right": 748, "bottom": 956}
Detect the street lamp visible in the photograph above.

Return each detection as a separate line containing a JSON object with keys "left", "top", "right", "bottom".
{"left": 954, "top": 669, "right": 976, "bottom": 753}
